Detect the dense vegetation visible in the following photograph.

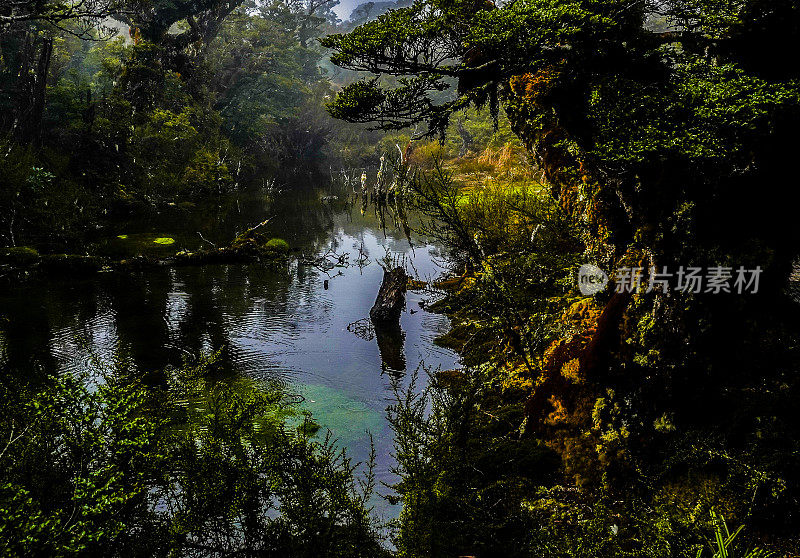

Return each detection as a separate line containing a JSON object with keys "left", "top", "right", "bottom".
{"left": 5, "top": 0, "right": 800, "bottom": 555}
{"left": 0, "top": 0, "right": 357, "bottom": 252}
{"left": 0, "top": 353, "right": 387, "bottom": 556}
{"left": 1, "top": 1, "right": 394, "bottom": 556}
{"left": 324, "top": 0, "right": 800, "bottom": 555}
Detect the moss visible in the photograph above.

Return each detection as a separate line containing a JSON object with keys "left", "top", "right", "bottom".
{"left": 0, "top": 246, "right": 41, "bottom": 265}
{"left": 433, "top": 323, "right": 471, "bottom": 352}
{"left": 264, "top": 238, "right": 289, "bottom": 253}
{"left": 97, "top": 233, "right": 180, "bottom": 258}
{"left": 434, "top": 369, "right": 467, "bottom": 391}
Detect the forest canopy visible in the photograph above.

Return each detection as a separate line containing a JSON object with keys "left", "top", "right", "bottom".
{"left": 0, "top": 0, "right": 351, "bottom": 250}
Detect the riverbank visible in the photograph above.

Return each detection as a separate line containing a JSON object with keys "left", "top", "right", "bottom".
{"left": 391, "top": 141, "right": 800, "bottom": 556}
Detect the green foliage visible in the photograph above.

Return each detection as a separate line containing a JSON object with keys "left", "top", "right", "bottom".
{"left": 696, "top": 510, "right": 775, "bottom": 558}
{"left": 586, "top": 61, "right": 800, "bottom": 168}
{"left": 400, "top": 160, "right": 800, "bottom": 551}
{"left": 0, "top": 353, "right": 388, "bottom": 556}
{"left": 0, "top": 0, "right": 354, "bottom": 250}
{"left": 407, "top": 160, "right": 580, "bottom": 366}
{"left": 0, "top": 361, "right": 162, "bottom": 556}
{"left": 388, "top": 366, "right": 780, "bottom": 557}
{"left": 0, "top": 138, "right": 89, "bottom": 249}
{"left": 328, "top": 2, "right": 800, "bottom": 556}
{"left": 205, "top": 4, "right": 327, "bottom": 146}
{"left": 322, "top": 0, "right": 642, "bottom": 134}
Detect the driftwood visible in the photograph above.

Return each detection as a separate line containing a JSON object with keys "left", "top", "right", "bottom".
{"left": 370, "top": 267, "right": 407, "bottom": 326}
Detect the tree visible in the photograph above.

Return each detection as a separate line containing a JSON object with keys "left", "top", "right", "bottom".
{"left": 0, "top": 0, "right": 129, "bottom": 142}
{"left": 0, "top": 0, "right": 126, "bottom": 36}
{"left": 322, "top": 0, "right": 800, "bottom": 271}
{"left": 120, "top": 0, "right": 242, "bottom": 45}
{"left": 324, "top": 0, "right": 800, "bottom": 553}
{"left": 112, "top": 0, "right": 249, "bottom": 81}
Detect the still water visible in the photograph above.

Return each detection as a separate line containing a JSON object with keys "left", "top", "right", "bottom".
{"left": 0, "top": 177, "right": 459, "bottom": 522}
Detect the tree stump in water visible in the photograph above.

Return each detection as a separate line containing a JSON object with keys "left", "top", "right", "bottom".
{"left": 370, "top": 267, "right": 407, "bottom": 327}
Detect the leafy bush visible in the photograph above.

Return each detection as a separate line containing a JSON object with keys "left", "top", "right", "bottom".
{"left": 0, "top": 354, "right": 387, "bottom": 557}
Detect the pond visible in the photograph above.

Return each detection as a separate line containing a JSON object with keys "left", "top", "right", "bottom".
{"left": 0, "top": 174, "right": 459, "bottom": 523}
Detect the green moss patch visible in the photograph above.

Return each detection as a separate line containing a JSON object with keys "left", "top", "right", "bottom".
{"left": 0, "top": 246, "right": 41, "bottom": 265}
{"left": 264, "top": 238, "right": 289, "bottom": 252}
{"left": 96, "top": 233, "right": 181, "bottom": 258}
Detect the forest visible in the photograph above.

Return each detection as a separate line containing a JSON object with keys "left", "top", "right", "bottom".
{"left": 3, "top": 0, "right": 800, "bottom": 556}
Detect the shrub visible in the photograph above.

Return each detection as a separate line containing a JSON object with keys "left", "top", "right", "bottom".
{"left": 0, "top": 353, "right": 388, "bottom": 556}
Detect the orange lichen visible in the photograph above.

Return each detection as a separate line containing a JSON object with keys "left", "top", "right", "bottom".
{"left": 509, "top": 67, "right": 561, "bottom": 102}
{"left": 130, "top": 27, "right": 143, "bottom": 45}
{"left": 545, "top": 395, "right": 569, "bottom": 426}
{"left": 562, "top": 298, "right": 602, "bottom": 334}
{"left": 560, "top": 358, "right": 582, "bottom": 384}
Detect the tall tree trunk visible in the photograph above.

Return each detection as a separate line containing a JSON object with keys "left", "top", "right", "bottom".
{"left": 10, "top": 32, "right": 53, "bottom": 144}
{"left": 28, "top": 36, "right": 53, "bottom": 143}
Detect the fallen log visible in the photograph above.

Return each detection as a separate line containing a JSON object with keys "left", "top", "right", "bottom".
{"left": 0, "top": 227, "right": 291, "bottom": 285}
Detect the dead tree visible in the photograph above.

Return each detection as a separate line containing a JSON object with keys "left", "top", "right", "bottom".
{"left": 370, "top": 266, "right": 407, "bottom": 327}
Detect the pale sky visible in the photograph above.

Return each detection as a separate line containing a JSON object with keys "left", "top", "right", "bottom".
{"left": 332, "top": 0, "right": 371, "bottom": 21}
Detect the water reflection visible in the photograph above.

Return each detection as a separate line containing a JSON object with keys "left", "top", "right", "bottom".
{"left": 375, "top": 323, "right": 406, "bottom": 374}
{"left": 0, "top": 179, "right": 458, "bottom": 521}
